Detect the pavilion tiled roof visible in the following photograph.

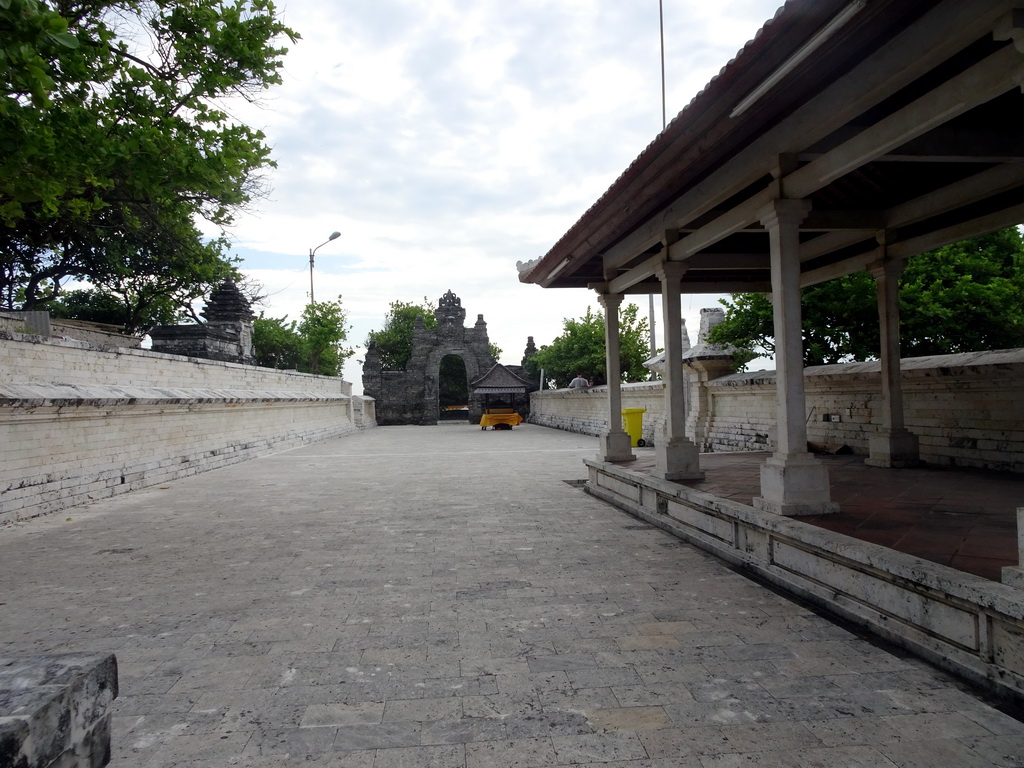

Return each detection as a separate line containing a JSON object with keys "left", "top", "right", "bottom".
{"left": 469, "top": 363, "right": 532, "bottom": 395}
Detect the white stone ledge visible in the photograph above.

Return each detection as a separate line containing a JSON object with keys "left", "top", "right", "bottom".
{"left": 0, "top": 383, "right": 350, "bottom": 407}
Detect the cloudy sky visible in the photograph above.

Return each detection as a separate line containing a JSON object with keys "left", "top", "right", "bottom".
{"left": 223, "top": 0, "right": 783, "bottom": 392}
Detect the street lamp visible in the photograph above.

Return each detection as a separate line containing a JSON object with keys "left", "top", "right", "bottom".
{"left": 309, "top": 231, "right": 341, "bottom": 305}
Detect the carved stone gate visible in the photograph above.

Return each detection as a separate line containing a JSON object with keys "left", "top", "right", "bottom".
{"left": 362, "top": 291, "right": 495, "bottom": 425}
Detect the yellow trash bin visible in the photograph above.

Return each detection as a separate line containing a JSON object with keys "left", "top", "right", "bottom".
{"left": 621, "top": 407, "right": 647, "bottom": 447}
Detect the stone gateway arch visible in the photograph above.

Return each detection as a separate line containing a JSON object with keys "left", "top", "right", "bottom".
{"left": 362, "top": 291, "right": 496, "bottom": 425}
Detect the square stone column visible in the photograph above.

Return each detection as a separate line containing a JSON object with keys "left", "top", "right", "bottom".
{"left": 597, "top": 292, "right": 634, "bottom": 462}
{"left": 1002, "top": 508, "right": 1024, "bottom": 587}
{"left": 754, "top": 199, "right": 837, "bottom": 515}
{"left": 652, "top": 262, "right": 703, "bottom": 481}
{"left": 865, "top": 254, "right": 920, "bottom": 467}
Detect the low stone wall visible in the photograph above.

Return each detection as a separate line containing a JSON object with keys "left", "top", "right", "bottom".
{"left": 528, "top": 382, "right": 666, "bottom": 442}
{"left": 529, "top": 349, "right": 1024, "bottom": 472}
{"left": 585, "top": 460, "right": 1024, "bottom": 702}
{"left": 0, "top": 653, "right": 118, "bottom": 768}
{"left": 1, "top": 332, "right": 376, "bottom": 523}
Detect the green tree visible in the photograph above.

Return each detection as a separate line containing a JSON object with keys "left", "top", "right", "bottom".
{"left": 252, "top": 313, "right": 303, "bottom": 370}
{"left": 366, "top": 299, "right": 437, "bottom": 370}
{"left": 526, "top": 303, "right": 651, "bottom": 387}
{"left": 0, "top": 0, "right": 297, "bottom": 315}
{"left": 298, "top": 298, "right": 353, "bottom": 376}
{"left": 252, "top": 299, "right": 352, "bottom": 376}
{"left": 708, "top": 228, "right": 1024, "bottom": 367}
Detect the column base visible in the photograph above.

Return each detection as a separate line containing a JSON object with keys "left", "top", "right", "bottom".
{"left": 1002, "top": 566, "right": 1024, "bottom": 589}
{"left": 865, "top": 429, "right": 921, "bottom": 468}
{"left": 754, "top": 453, "right": 838, "bottom": 516}
{"left": 653, "top": 438, "right": 704, "bottom": 481}
{"left": 599, "top": 430, "right": 634, "bottom": 463}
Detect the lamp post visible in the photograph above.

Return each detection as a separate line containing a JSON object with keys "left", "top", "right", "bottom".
{"left": 309, "top": 231, "right": 341, "bottom": 305}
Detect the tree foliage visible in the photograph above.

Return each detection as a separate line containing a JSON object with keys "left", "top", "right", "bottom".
{"left": 366, "top": 299, "right": 438, "bottom": 371}
{"left": 708, "top": 228, "right": 1024, "bottom": 367}
{"left": 0, "top": 0, "right": 297, "bottom": 318}
{"left": 299, "top": 299, "right": 353, "bottom": 376}
{"left": 526, "top": 303, "right": 651, "bottom": 387}
{"left": 253, "top": 298, "right": 353, "bottom": 377}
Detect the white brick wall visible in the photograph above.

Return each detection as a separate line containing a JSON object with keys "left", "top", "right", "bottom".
{"left": 530, "top": 349, "right": 1024, "bottom": 472}
{"left": 0, "top": 333, "right": 375, "bottom": 523}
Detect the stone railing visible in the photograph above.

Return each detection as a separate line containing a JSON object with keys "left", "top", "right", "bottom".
{"left": 0, "top": 654, "right": 118, "bottom": 767}
{"left": 585, "top": 461, "right": 1024, "bottom": 701}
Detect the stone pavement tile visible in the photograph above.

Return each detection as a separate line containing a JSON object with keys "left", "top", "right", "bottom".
{"left": 189, "top": 688, "right": 278, "bottom": 730}
{"left": 301, "top": 701, "right": 386, "bottom": 727}
{"left": 503, "top": 708, "right": 593, "bottom": 740}
{"left": 801, "top": 715, "right": 904, "bottom": 746}
{"left": 635, "top": 726, "right": 697, "bottom": 759}
{"left": 686, "top": 678, "right": 774, "bottom": 704}
{"left": 371, "top": 744, "right": 466, "bottom": 768}
{"left": 698, "top": 750, "right": 804, "bottom": 767}
{"left": 539, "top": 686, "right": 620, "bottom": 712}
{"left": 242, "top": 725, "right": 338, "bottom": 759}
{"left": 494, "top": 670, "right": 573, "bottom": 696}
{"left": 382, "top": 696, "right": 463, "bottom": 723}
{"left": 566, "top": 666, "right": 643, "bottom": 689}
{"left": 140, "top": 729, "right": 255, "bottom": 767}
{"left": 461, "top": 693, "right": 541, "bottom": 720}
{"left": 790, "top": 744, "right": 899, "bottom": 768}
{"left": 459, "top": 656, "right": 532, "bottom": 676}
{"left": 632, "top": 660, "right": 711, "bottom": 686}
{"left": 961, "top": 706, "right": 1024, "bottom": 736}
{"left": 113, "top": 691, "right": 200, "bottom": 716}
{"left": 464, "top": 736, "right": 559, "bottom": 768}
{"left": 875, "top": 737, "right": 1004, "bottom": 767}
{"left": 958, "top": 734, "right": 1024, "bottom": 766}
{"left": 633, "top": 620, "right": 700, "bottom": 636}
{"left": 227, "top": 752, "right": 375, "bottom": 767}
{"left": 612, "top": 683, "right": 696, "bottom": 708}
{"left": 550, "top": 731, "right": 648, "bottom": 762}
{"left": 677, "top": 721, "right": 822, "bottom": 757}
{"left": 614, "top": 634, "right": 683, "bottom": 651}
{"left": 770, "top": 656, "right": 855, "bottom": 677}
{"left": 329, "top": 722, "right": 423, "bottom": 752}
{"left": 527, "top": 653, "right": 599, "bottom": 672}
{"left": 882, "top": 711, "right": 994, "bottom": 740}
{"left": 585, "top": 705, "right": 674, "bottom": 732}
{"left": 757, "top": 674, "right": 847, "bottom": 699}
{"left": 419, "top": 717, "right": 507, "bottom": 745}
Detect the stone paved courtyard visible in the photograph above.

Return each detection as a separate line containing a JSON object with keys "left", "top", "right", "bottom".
{"left": 3, "top": 423, "right": 1024, "bottom": 767}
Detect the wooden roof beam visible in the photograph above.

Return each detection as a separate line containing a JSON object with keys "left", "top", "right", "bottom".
{"left": 596, "top": 0, "right": 1019, "bottom": 278}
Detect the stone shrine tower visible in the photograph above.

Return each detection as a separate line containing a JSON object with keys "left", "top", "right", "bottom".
{"left": 362, "top": 290, "right": 495, "bottom": 425}
{"left": 150, "top": 279, "right": 255, "bottom": 365}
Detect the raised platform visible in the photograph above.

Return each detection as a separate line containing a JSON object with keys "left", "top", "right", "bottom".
{"left": 584, "top": 451, "right": 1024, "bottom": 702}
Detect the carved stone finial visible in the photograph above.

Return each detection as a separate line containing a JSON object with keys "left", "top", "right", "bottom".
{"left": 439, "top": 290, "right": 461, "bottom": 308}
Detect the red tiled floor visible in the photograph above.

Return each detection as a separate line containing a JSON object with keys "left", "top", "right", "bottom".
{"left": 618, "top": 449, "right": 1024, "bottom": 582}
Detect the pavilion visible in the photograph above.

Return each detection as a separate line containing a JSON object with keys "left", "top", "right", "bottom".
{"left": 519, "top": 0, "right": 1024, "bottom": 516}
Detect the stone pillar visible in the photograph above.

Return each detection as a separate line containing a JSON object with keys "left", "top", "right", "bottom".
{"left": 596, "top": 292, "right": 634, "bottom": 462}
{"left": 1002, "top": 508, "right": 1024, "bottom": 588}
{"left": 866, "top": 255, "right": 921, "bottom": 467}
{"left": 754, "top": 199, "right": 837, "bottom": 515}
{"left": 653, "top": 262, "right": 703, "bottom": 480}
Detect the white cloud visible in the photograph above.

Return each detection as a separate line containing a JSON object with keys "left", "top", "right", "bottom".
{"left": 219, "top": 0, "right": 782, "bottom": 391}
